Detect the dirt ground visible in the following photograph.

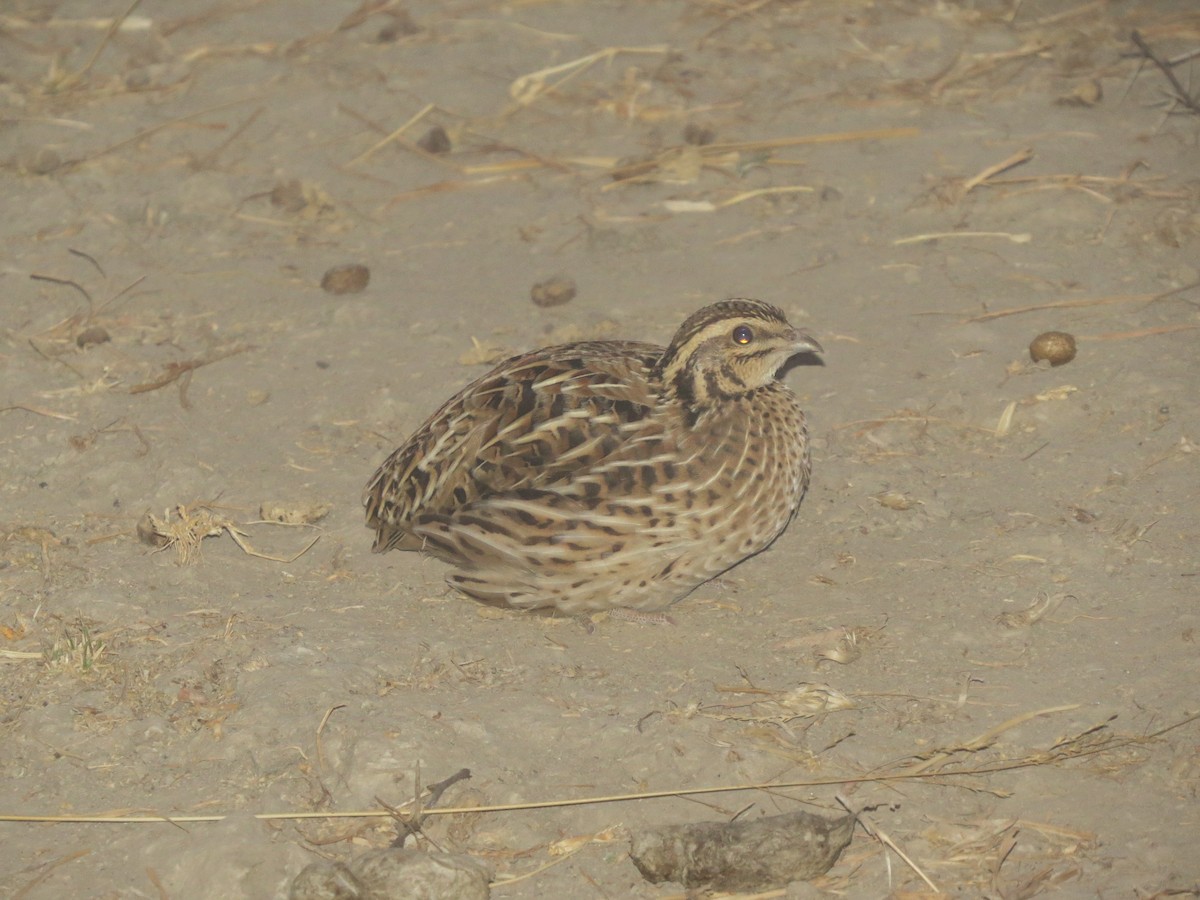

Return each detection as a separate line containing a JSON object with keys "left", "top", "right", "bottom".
{"left": 2, "top": 1, "right": 1199, "bottom": 897}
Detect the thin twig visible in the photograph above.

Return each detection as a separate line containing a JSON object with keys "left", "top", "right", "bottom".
{"left": 128, "top": 344, "right": 253, "bottom": 396}
{"left": 961, "top": 147, "right": 1034, "bottom": 197}
{"left": 193, "top": 106, "right": 264, "bottom": 169}
{"left": 0, "top": 405, "right": 77, "bottom": 421}
{"left": 4, "top": 713, "right": 1195, "bottom": 825}
{"left": 59, "top": 0, "right": 144, "bottom": 89}
{"left": 960, "top": 292, "right": 1158, "bottom": 323}
{"left": 1131, "top": 30, "right": 1200, "bottom": 116}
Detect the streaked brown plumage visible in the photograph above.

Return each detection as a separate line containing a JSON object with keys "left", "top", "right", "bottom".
{"left": 363, "top": 298, "right": 822, "bottom": 615}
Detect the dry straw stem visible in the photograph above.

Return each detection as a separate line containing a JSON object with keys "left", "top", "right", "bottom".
{"left": 0, "top": 404, "right": 77, "bottom": 421}
{"left": 959, "top": 147, "right": 1034, "bottom": 199}
{"left": 928, "top": 40, "right": 1050, "bottom": 98}
{"left": 610, "top": 127, "right": 916, "bottom": 190}
{"left": 1082, "top": 323, "right": 1200, "bottom": 341}
{"left": 960, "top": 292, "right": 1159, "bottom": 323}
{"left": 5, "top": 713, "right": 1194, "bottom": 826}
{"left": 707, "top": 127, "right": 919, "bottom": 152}
{"left": 508, "top": 45, "right": 671, "bottom": 107}
{"left": 346, "top": 102, "right": 435, "bottom": 168}
{"left": 1131, "top": 29, "right": 1200, "bottom": 116}
{"left": 44, "top": 0, "right": 144, "bottom": 92}
{"left": 381, "top": 127, "right": 917, "bottom": 203}
{"left": 980, "top": 171, "right": 1177, "bottom": 203}
{"left": 894, "top": 231, "right": 1031, "bottom": 246}
{"left": 61, "top": 98, "right": 260, "bottom": 173}
{"left": 838, "top": 794, "right": 939, "bottom": 894}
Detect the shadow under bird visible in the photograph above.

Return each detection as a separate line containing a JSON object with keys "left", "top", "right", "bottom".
{"left": 363, "top": 298, "right": 822, "bottom": 616}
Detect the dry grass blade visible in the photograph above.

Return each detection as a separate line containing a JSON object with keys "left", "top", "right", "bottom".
{"left": 1, "top": 717, "right": 1194, "bottom": 825}
{"left": 895, "top": 231, "right": 1031, "bottom": 246}
{"left": 64, "top": 98, "right": 259, "bottom": 172}
{"left": 46, "top": 0, "right": 144, "bottom": 92}
{"left": 902, "top": 705, "right": 1082, "bottom": 776}
{"left": 1082, "top": 323, "right": 1200, "bottom": 341}
{"left": 346, "top": 102, "right": 435, "bottom": 167}
{"left": 994, "top": 400, "right": 1017, "bottom": 439}
{"left": 930, "top": 41, "right": 1050, "bottom": 97}
{"left": 839, "top": 794, "right": 940, "bottom": 893}
{"left": 0, "top": 404, "right": 77, "bottom": 421}
{"left": 508, "top": 45, "right": 670, "bottom": 107}
{"left": 960, "top": 147, "right": 1034, "bottom": 198}
{"left": 960, "top": 293, "right": 1158, "bottom": 323}
{"left": 708, "top": 127, "right": 919, "bottom": 151}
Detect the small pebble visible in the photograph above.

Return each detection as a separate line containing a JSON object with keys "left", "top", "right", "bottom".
{"left": 530, "top": 275, "right": 577, "bottom": 308}
{"left": 1029, "top": 331, "right": 1077, "bottom": 366}
{"left": 321, "top": 264, "right": 371, "bottom": 295}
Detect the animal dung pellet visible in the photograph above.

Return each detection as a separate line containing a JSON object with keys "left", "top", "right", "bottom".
{"left": 417, "top": 125, "right": 452, "bottom": 155}
{"left": 75, "top": 326, "right": 111, "bottom": 348}
{"left": 530, "top": 275, "right": 577, "bottom": 308}
{"left": 629, "top": 808, "right": 855, "bottom": 891}
{"left": 321, "top": 263, "right": 371, "bottom": 295}
{"left": 1029, "top": 330, "right": 1077, "bottom": 366}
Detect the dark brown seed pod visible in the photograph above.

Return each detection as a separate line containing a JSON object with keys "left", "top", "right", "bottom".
{"left": 530, "top": 275, "right": 576, "bottom": 308}
{"left": 1029, "top": 331, "right": 1077, "bottom": 366}
{"left": 321, "top": 264, "right": 370, "bottom": 295}
{"left": 76, "top": 326, "right": 111, "bottom": 348}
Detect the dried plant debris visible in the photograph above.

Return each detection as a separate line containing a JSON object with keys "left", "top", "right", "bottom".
{"left": 290, "top": 848, "right": 492, "bottom": 900}
{"left": 630, "top": 808, "right": 856, "bottom": 891}
{"left": 259, "top": 501, "right": 331, "bottom": 525}
{"left": 137, "top": 504, "right": 320, "bottom": 564}
{"left": 457, "top": 336, "right": 512, "bottom": 366}
{"left": 1131, "top": 30, "right": 1200, "bottom": 117}
{"left": 702, "top": 682, "right": 856, "bottom": 736}
{"left": 996, "top": 592, "right": 1069, "bottom": 629}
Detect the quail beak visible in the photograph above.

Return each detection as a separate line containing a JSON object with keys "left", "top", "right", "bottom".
{"left": 789, "top": 330, "right": 824, "bottom": 356}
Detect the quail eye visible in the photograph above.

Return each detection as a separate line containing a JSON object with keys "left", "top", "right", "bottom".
{"left": 732, "top": 325, "right": 754, "bottom": 345}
